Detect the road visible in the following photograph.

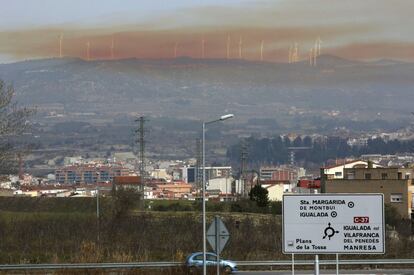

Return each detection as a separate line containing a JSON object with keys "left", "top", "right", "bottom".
{"left": 238, "top": 270, "right": 414, "bottom": 275}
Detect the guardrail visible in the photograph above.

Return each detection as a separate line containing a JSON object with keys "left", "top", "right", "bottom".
{"left": 0, "top": 259, "right": 414, "bottom": 271}
{"left": 0, "top": 261, "right": 182, "bottom": 270}
{"left": 237, "top": 258, "right": 414, "bottom": 266}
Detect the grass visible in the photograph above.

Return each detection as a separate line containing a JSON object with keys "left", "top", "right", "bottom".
{"left": 0, "top": 197, "right": 283, "bottom": 264}
{"left": 0, "top": 196, "right": 107, "bottom": 213}
{"left": 0, "top": 197, "right": 412, "bottom": 265}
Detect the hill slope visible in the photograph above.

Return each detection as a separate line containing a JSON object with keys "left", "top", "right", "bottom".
{"left": 0, "top": 55, "right": 413, "bottom": 121}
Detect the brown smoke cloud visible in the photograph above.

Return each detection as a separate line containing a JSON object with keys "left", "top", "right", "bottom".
{"left": 1, "top": 24, "right": 395, "bottom": 62}
{"left": 1, "top": 0, "right": 414, "bottom": 62}
{"left": 325, "top": 42, "right": 414, "bottom": 61}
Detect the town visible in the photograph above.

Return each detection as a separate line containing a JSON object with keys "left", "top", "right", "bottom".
{"left": 1, "top": 150, "right": 413, "bottom": 220}
{"left": 2, "top": 0, "right": 414, "bottom": 274}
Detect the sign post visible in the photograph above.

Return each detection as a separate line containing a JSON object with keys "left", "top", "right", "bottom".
{"left": 207, "top": 216, "right": 230, "bottom": 275}
{"left": 315, "top": 255, "right": 319, "bottom": 275}
{"left": 283, "top": 194, "right": 385, "bottom": 273}
{"left": 336, "top": 253, "right": 339, "bottom": 275}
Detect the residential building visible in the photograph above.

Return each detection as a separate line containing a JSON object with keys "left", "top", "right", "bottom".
{"left": 206, "top": 177, "right": 233, "bottom": 195}
{"left": 260, "top": 165, "right": 305, "bottom": 183}
{"left": 181, "top": 166, "right": 231, "bottom": 184}
{"left": 262, "top": 184, "right": 284, "bottom": 201}
{"left": 150, "top": 169, "right": 171, "bottom": 182}
{"left": 232, "top": 179, "right": 245, "bottom": 196}
{"left": 297, "top": 179, "right": 321, "bottom": 189}
{"left": 156, "top": 182, "right": 193, "bottom": 199}
{"left": 320, "top": 160, "right": 382, "bottom": 180}
{"left": 113, "top": 152, "right": 138, "bottom": 163}
{"left": 260, "top": 180, "right": 291, "bottom": 193}
{"left": 55, "top": 162, "right": 129, "bottom": 184}
{"left": 14, "top": 183, "right": 114, "bottom": 197}
{"left": 113, "top": 176, "right": 141, "bottom": 191}
{"left": 63, "top": 156, "right": 83, "bottom": 166}
{"left": 361, "top": 154, "right": 414, "bottom": 168}
{"left": 323, "top": 166, "right": 413, "bottom": 219}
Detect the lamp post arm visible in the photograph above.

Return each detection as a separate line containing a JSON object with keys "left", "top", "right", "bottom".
{"left": 205, "top": 118, "right": 221, "bottom": 125}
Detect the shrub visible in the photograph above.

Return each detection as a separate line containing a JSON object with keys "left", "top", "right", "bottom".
{"left": 270, "top": 201, "right": 282, "bottom": 215}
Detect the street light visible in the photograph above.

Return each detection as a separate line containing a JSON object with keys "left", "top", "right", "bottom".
{"left": 96, "top": 172, "right": 100, "bottom": 242}
{"left": 202, "top": 113, "right": 234, "bottom": 275}
{"left": 96, "top": 172, "right": 100, "bottom": 219}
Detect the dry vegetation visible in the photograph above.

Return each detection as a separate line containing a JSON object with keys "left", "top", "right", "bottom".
{"left": 0, "top": 209, "right": 282, "bottom": 264}
{"left": 0, "top": 195, "right": 412, "bottom": 272}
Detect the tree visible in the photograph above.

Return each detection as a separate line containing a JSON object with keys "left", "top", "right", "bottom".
{"left": 249, "top": 184, "right": 269, "bottom": 207}
{"left": 110, "top": 186, "right": 141, "bottom": 220}
{"left": 0, "top": 80, "right": 34, "bottom": 174}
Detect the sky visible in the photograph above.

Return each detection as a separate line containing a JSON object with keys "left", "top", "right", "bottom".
{"left": 1, "top": 0, "right": 414, "bottom": 63}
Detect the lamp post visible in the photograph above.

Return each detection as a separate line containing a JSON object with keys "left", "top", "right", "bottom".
{"left": 202, "top": 114, "right": 234, "bottom": 275}
{"left": 96, "top": 173, "right": 100, "bottom": 219}
{"left": 225, "top": 177, "right": 228, "bottom": 202}
{"left": 96, "top": 172, "right": 100, "bottom": 242}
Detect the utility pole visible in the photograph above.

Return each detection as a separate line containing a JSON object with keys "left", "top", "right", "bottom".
{"left": 18, "top": 152, "right": 24, "bottom": 180}
{"left": 195, "top": 138, "right": 203, "bottom": 189}
{"left": 240, "top": 140, "right": 248, "bottom": 197}
{"left": 136, "top": 116, "right": 147, "bottom": 207}
{"left": 96, "top": 171, "right": 100, "bottom": 242}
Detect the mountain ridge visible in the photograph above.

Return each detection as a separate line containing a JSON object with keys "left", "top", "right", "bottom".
{"left": 3, "top": 54, "right": 409, "bottom": 68}
{"left": 0, "top": 55, "right": 413, "bottom": 123}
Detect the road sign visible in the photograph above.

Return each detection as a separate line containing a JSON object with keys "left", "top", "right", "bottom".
{"left": 207, "top": 217, "right": 230, "bottom": 254}
{"left": 283, "top": 194, "right": 385, "bottom": 254}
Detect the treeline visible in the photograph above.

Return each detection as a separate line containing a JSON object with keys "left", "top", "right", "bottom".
{"left": 0, "top": 197, "right": 281, "bottom": 215}
{"left": 227, "top": 136, "right": 414, "bottom": 165}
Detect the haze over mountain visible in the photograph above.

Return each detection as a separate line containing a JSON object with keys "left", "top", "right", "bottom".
{"left": 0, "top": 55, "right": 413, "bottom": 126}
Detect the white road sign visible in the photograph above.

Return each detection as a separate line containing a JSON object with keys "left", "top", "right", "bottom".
{"left": 207, "top": 217, "right": 230, "bottom": 254}
{"left": 283, "top": 194, "right": 385, "bottom": 254}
